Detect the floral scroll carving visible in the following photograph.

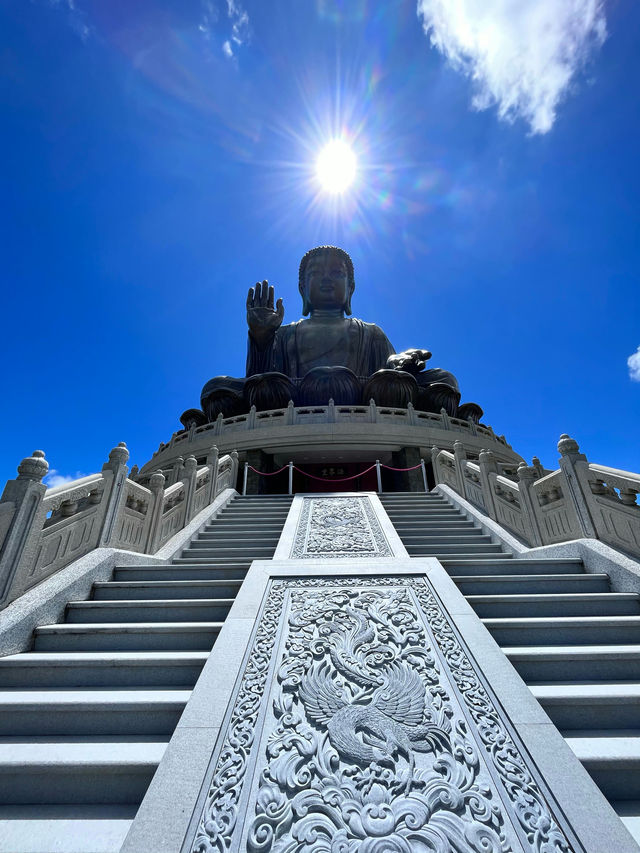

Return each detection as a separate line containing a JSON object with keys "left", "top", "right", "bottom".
{"left": 290, "top": 497, "right": 393, "bottom": 559}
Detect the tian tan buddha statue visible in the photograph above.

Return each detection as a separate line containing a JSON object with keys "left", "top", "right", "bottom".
{"left": 180, "top": 246, "right": 482, "bottom": 428}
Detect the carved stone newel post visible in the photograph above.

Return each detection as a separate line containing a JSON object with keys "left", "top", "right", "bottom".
{"left": 98, "top": 442, "right": 130, "bottom": 547}
{"left": 0, "top": 450, "right": 49, "bottom": 605}
{"left": 557, "top": 434, "right": 596, "bottom": 537}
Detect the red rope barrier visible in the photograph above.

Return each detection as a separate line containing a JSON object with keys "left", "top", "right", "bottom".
{"left": 247, "top": 461, "right": 424, "bottom": 481}
{"left": 380, "top": 462, "right": 424, "bottom": 472}
{"left": 246, "top": 464, "right": 289, "bottom": 476}
{"left": 293, "top": 464, "right": 377, "bottom": 483}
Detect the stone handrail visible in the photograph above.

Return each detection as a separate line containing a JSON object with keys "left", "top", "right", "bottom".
{"left": 0, "top": 443, "right": 239, "bottom": 610}
{"left": 150, "top": 400, "right": 511, "bottom": 460}
{"left": 432, "top": 435, "right": 640, "bottom": 558}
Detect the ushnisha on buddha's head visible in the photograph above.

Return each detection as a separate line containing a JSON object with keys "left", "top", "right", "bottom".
{"left": 298, "top": 246, "right": 355, "bottom": 316}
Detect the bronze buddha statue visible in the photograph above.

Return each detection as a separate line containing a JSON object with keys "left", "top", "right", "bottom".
{"left": 182, "top": 246, "right": 482, "bottom": 428}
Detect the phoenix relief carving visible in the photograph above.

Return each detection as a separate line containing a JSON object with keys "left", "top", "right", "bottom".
{"left": 248, "top": 587, "right": 510, "bottom": 853}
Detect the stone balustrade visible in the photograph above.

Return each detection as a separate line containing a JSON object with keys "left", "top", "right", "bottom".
{"left": 0, "top": 443, "right": 238, "bottom": 610}
{"left": 155, "top": 401, "right": 510, "bottom": 456}
{"left": 433, "top": 435, "right": 640, "bottom": 558}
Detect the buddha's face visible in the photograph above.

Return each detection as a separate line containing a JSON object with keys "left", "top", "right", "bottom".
{"left": 304, "top": 249, "right": 350, "bottom": 312}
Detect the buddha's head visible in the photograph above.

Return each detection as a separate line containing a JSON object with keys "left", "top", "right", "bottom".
{"left": 298, "top": 246, "right": 355, "bottom": 316}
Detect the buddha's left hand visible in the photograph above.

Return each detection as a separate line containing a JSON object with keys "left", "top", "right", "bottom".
{"left": 387, "top": 348, "right": 432, "bottom": 375}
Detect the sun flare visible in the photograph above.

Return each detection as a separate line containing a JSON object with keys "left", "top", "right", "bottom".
{"left": 315, "top": 139, "right": 357, "bottom": 194}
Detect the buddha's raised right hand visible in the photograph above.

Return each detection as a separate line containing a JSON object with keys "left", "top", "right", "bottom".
{"left": 246, "top": 280, "right": 285, "bottom": 345}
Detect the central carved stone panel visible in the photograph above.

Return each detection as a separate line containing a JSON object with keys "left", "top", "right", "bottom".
{"left": 290, "top": 497, "right": 393, "bottom": 559}
{"left": 187, "top": 577, "right": 578, "bottom": 853}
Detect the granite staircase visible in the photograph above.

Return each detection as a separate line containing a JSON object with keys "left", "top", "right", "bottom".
{"left": 0, "top": 494, "right": 293, "bottom": 853}
{"left": 381, "top": 491, "right": 640, "bottom": 846}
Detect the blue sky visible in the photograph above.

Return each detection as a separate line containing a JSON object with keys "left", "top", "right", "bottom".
{"left": 1, "top": 0, "right": 638, "bottom": 487}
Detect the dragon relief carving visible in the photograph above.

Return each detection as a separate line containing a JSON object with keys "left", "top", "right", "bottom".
{"left": 247, "top": 587, "right": 512, "bottom": 853}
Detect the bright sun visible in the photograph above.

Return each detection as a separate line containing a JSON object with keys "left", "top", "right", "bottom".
{"left": 315, "top": 139, "right": 357, "bottom": 194}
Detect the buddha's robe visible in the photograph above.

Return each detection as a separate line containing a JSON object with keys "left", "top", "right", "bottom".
{"left": 246, "top": 318, "right": 395, "bottom": 379}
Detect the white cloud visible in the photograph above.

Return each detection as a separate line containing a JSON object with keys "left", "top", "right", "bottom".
{"left": 628, "top": 347, "right": 640, "bottom": 382}
{"left": 44, "top": 469, "right": 87, "bottom": 488}
{"left": 199, "top": 0, "right": 219, "bottom": 39}
{"left": 199, "top": 0, "right": 249, "bottom": 59}
{"left": 47, "top": 0, "right": 92, "bottom": 41}
{"left": 416, "top": 0, "right": 607, "bottom": 134}
{"left": 229, "top": 4, "right": 249, "bottom": 40}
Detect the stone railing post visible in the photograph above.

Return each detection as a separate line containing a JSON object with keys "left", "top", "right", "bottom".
{"left": 478, "top": 449, "right": 499, "bottom": 520}
{"left": 286, "top": 400, "right": 295, "bottom": 425}
{"left": 440, "top": 408, "right": 451, "bottom": 431}
{"left": 369, "top": 398, "right": 377, "bottom": 423}
{"left": 430, "top": 446, "right": 441, "bottom": 485}
{"left": 146, "top": 471, "right": 166, "bottom": 553}
{"left": 557, "top": 435, "right": 596, "bottom": 537}
{"left": 206, "top": 445, "right": 219, "bottom": 503}
{"left": 169, "top": 456, "right": 184, "bottom": 487}
{"left": 516, "top": 463, "right": 543, "bottom": 546}
{"left": 182, "top": 456, "right": 198, "bottom": 523}
{"left": 98, "top": 442, "right": 130, "bottom": 547}
{"left": 453, "top": 441, "right": 467, "bottom": 496}
{"left": 230, "top": 450, "right": 239, "bottom": 489}
{"left": 0, "top": 450, "right": 49, "bottom": 605}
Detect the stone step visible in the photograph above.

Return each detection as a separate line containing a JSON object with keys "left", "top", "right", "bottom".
{"left": 66, "top": 599, "right": 234, "bottom": 623}
{"left": 172, "top": 556, "right": 255, "bottom": 567}
{"left": 384, "top": 510, "right": 462, "bottom": 519}
{"left": 391, "top": 520, "right": 476, "bottom": 529}
{"left": 200, "top": 524, "right": 285, "bottom": 533}
{"left": 442, "top": 559, "right": 580, "bottom": 576}
{"left": 396, "top": 528, "right": 487, "bottom": 539}
{"left": 181, "top": 544, "right": 276, "bottom": 556}
{"left": 189, "top": 534, "right": 281, "bottom": 545}
{"left": 0, "top": 651, "right": 208, "bottom": 688}
{"left": 33, "top": 623, "right": 222, "bottom": 652}
{"left": 485, "top": 616, "right": 640, "bottom": 647}
{"left": 406, "top": 543, "right": 504, "bottom": 556}
{"left": 0, "top": 804, "right": 136, "bottom": 853}
{"left": 454, "top": 574, "right": 609, "bottom": 595}
{"left": 0, "top": 690, "right": 190, "bottom": 736}
{"left": 115, "top": 564, "right": 249, "bottom": 581}
{"left": 0, "top": 739, "right": 167, "bottom": 804}
{"left": 379, "top": 494, "right": 451, "bottom": 502}
{"left": 220, "top": 495, "right": 291, "bottom": 500}
{"left": 214, "top": 510, "right": 290, "bottom": 518}
{"left": 504, "top": 646, "right": 640, "bottom": 683}
{"left": 467, "top": 593, "right": 640, "bottom": 619}
{"left": 564, "top": 732, "right": 640, "bottom": 800}
{"left": 92, "top": 580, "right": 242, "bottom": 601}
{"left": 611, "top": 801, "right": 640, "bottom": 846}
{"left": 531, "top": 684, "right": 640, "bottom": 731}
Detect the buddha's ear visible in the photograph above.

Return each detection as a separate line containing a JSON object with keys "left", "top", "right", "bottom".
{"left": 300, "top": 285, "right": 311, "bottom": 316}
{"left": 344, "top": 284, "right": 354, "bottom": 316}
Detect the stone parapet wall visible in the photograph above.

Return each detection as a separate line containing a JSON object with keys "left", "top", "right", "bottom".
{"left": 139, "top": 402, "right": 522, "bottom": 479}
